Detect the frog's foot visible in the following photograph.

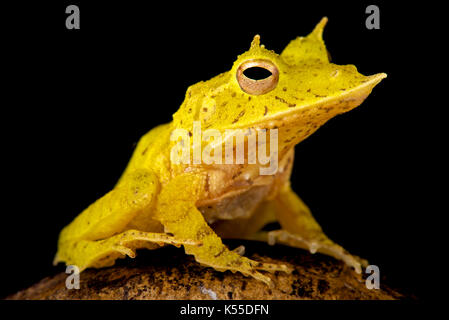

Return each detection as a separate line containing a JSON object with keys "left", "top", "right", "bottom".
{"left": 192, "top": 245, "right": 292, "bottom": 287}
{"left": 54, "top": 229, "right": 201, "bottom": 271}
{"left": 267, "top": 229, "right": 368, "bottom": 274}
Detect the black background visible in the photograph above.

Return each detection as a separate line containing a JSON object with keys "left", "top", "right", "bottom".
{"left": 1, "top": 1, "right": 436, "bottom": 300}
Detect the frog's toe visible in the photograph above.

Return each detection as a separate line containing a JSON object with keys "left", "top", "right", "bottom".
{"left": 232, "top": 245, "right": 245, "bottom": 255}
{"left": 317, "top": 244, "right": 364, "bottom": 274}
{"left": 250, "top": 271, "right": 274, "bottom": 287}
{"left": 113, "top": 245, "right": 136, "bottom": 258}
{"left": 249, "top": 259, "right": 293, "bottom": 274}
{"left": 267, "top": 229, "right": 367, "bottom": 274}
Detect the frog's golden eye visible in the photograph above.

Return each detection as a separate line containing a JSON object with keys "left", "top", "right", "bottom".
{"left": 236, "top": 59, "right": 279, "bottom": 95}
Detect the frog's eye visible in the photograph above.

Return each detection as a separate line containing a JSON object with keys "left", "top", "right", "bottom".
{"left": 236, "top": 59, "right": 279, "bottom": 95}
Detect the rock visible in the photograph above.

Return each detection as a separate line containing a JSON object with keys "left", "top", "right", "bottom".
{"left": 7, "top": 240, "right": 404, "bottom": 300}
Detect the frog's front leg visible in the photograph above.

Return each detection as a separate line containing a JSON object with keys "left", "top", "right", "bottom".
{"left": 55, "top": 229, "right": 199, "bottom": 271}
{"left": 54, "top": 169, "right": 199, "bottom": 271}
{"left": 155, "top": 173, "right": 292, "bottom": 286}
{"left": 262, "top": 184, "right": 368, "bottom": 274}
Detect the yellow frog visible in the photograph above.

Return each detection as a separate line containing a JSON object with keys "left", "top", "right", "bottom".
{"left": 54, "top": 18, "right": 386, "bottom": 286}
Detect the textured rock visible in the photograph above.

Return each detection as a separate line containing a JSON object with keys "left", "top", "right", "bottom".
{"left": 8, "top": 240, "right": 404, "bottom": 300}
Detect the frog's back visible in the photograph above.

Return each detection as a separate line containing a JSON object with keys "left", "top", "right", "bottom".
{"left": 117, "top": 122, "right": 173, "bottom": 185}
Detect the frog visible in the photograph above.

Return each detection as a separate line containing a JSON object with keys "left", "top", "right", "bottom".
{"left": 54, "top": 18, "right": 386, "bottom": 286}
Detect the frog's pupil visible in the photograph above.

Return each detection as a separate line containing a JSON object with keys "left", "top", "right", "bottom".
{"left": 243, "top": 67, "right": 272, "bottom": 80}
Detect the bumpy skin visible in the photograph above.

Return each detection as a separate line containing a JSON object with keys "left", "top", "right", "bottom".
{"left": 54, "top": 18, "right": 386, "bottom": 286}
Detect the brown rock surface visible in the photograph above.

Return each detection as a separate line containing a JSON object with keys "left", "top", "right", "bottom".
{"left": 7, "top": 240, "right": 404, "bottom": 300}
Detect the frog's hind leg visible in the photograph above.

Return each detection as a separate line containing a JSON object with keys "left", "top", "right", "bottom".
{"left": 254, "top": 184, "right": 368, "bottom": 274}
{"left": 225, "top": 184, "right": 367, "bottom": 274}
{"left": 54, "top": 169, "right": 200, "bottom": 271}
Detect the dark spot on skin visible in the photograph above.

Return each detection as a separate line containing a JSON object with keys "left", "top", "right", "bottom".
{"left": 196, "top": 227, "right": 213, "bottom": 240}
{"left": 263, "top": 106, "right": 268, "bottom": 116}
{"left": 214, "top": 247, "right": 226, "bottom": 258}
{"left": 203, "top": 108, "right": 208, "bottom": 112}
{"left": 231, "top": 92, "right": 236, "bottom": 97}
{"left": 283, "top": 87, "right": 287, "bottom": 91}
{"left": 237, "top": 104, "right": 241, "bottom": 108}
{"left": 232, "top": 110, "right": 246, "bottom": 124}
{"left": 248, "top": 96, "right": 252, "bottom": 101}
{"left": 188, "top": 131, "right": 192, "bottom": 137}
{"left": 307, "top": 89, "right": 311, "bottom": 93}
{"left": 275, "top": 96, "right": 295, "bottom": 108}
{"left": 222, "top": 102, "right": 228, "bottom": 107}
{"left": 188, "top": 108, "right": 192, "bottom": 113}
{"left": 142, "top": 147, "right": 148, "bottom": 155}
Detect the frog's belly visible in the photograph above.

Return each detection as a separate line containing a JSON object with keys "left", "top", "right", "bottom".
{"left": 198, "top": 185, "right": 271, "bottom": 224}
{"left": 198, "top": 148, "right": 294, "bottom": 224}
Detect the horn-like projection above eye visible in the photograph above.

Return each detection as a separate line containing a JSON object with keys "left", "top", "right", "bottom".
{"left": 236, "top": 59, "right": 279, "bottom": 95}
